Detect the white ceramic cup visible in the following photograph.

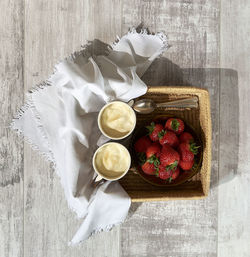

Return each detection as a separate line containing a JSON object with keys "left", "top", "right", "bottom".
{"left": 97, "top": 101, "right": 136, "bottom": 140}
{"left": 92, "top": 142, "right": 131, "bottom": 181}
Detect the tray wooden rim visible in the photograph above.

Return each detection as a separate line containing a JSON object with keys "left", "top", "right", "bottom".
{"left": 120, "top": 86, "right": 212, "bottom": 202}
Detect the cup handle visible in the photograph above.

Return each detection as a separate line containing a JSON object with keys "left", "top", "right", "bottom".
{"left": 92, "top": 174, "right": 106, "bottom": 188}
{"left": 95, "top": 174, "right": 103, "bottom": 182}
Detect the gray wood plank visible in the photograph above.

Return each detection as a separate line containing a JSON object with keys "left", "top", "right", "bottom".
{"left": 23, "top": 0, "right": 122, "bottom": 256}
{"left": 0, "top": 0, "right": 24, "bottom": 256}
{"left": 218, "top": 0, "right": 250, "bottom": 256}
{"left": 121, "top": 1, "right": 220, "bottom": 256}
{"left": 4, "top": 0, "right": 250, "bottom": 256}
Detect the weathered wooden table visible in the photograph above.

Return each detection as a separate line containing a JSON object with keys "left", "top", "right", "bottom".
{"left": 1, "top": 1, "right": 250, "bottom": 256}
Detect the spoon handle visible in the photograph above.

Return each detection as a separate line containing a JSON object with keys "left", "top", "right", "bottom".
{"left": 156, "top": 96, "right": 198, "bottom": 109}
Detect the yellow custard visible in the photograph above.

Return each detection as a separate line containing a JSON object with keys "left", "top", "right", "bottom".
{"left": 95, "top": 143, "right": 130, "bottom": 179}
{"left": 100, "top": 102, "right": 136, "bottom": 139}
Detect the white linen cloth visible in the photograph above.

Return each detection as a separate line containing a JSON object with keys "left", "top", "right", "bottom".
{"left": 11, "top": 28, "right": 168, "bottom": 244}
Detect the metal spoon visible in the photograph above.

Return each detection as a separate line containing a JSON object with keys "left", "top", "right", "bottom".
{"left": 130, "top": 96, "right": 198, "bottom": 114}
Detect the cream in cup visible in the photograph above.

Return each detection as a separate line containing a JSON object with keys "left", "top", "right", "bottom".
{"left": 92, "top": 142, "right": 131, "bottom": 181}
{"left": 98, "top": 101, "right": 136, "bottom": 140}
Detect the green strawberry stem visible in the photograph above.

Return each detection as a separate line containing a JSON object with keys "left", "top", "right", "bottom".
{"left": 166, "top": 160, "right": 178, "bottom": 171}
{"left": 146, "top": 122, "right": 155, "bottom": 135}
{"left": 155, "top": 167, "right": 159, "bottom": 176}
{"left": 190, "top": 142, "right": 200, "bottom": 155}
{"left": 171, "top": 119, "right": 179, "bottom": 131}
{"left": 158, "top": 129, "right": 166, "bottom": 139}
{"left": 147, "top": 155, "right": 160, "bottom": 168}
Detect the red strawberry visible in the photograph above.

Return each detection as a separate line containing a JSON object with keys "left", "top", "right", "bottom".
{"left": 159, "top": 165, "right": 180, "bottom": 181}
{"left": 146, "top": 122, "right": 164, "bottom": 142}
{"left": 159, "top": 169, "right": 172, "bottom": 180}
{"left": 165, "top": 118, "right": 184, "bottom": 135}
{"left": 178, "top": 142, "right": 199, "bottom": 162}
{"left": 170, "top": 167, "right": 180, "bottom": 181}
{"left": 179, "top": 132, "right": 194, "bottom": 144}
{"left": 155, "top": 151, "right": 161, "bottom": 159}
{"left": 146, "top": 142, "right": 161, "bottom": 158}
{"left": 134, "top": 136, "right": 152, "bottom": 152}
{"left": 158, "top": 164, "right": 166, "bottom": 172}
{"left": 141, "top": 162, "right": 156, "bottom": 175}
{"left": 142, "top": 153, "right": 160, "bottom": 174}
{"left": 147, "top": 154, "right": 160, "bottom": 167}
{"left": 179, "top": 159, "right": 194, "bottom": 170}
{"left": 158, "top": 129, "right": 179, "bottom": 148}
{"left": 158, "top": 164, "right": 171, "bottom": 180}
{"left": 160, "top": 145, "right": 180, "bottom": 170}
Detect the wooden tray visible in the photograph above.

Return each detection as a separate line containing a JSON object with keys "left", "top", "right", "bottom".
{"left": 119, "top": 86, "right": 212, "bottom": 202}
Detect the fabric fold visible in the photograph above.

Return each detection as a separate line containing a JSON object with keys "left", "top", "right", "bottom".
{"left": 11, "top": 28, "right": 168, "bottom": 244}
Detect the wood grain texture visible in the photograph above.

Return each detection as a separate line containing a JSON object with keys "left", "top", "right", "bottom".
{"left": 0, "top": 0, "right": 24, "bottom": 256}
{"left": 23, "top": 0, "right": 121, "bottom": 256}
{"left": 1, "top": 0, "right": 250, "bottom": 256}
{"left": 218, "top": 0, "right": 250, "bottom": 256}
{"left": 120, "top": 0, "right": 219, "bottom": 256}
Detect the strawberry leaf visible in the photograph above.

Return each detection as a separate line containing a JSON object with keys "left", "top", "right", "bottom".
{"left": 171, "top": 119, "right": 179, "bottom": 131}
{"left": 158, "top": 129, "right": 166, "bottom": 139}
{"left": 166, "top": 161, "right": 178, "bottom": 171}
{"left": 154, "top": 158, "right": 160, "bottom": 167}
{"left": 190, "top": 142, "right": 200, "bottom": 155}
{"left": 145, "top": 122, "right": 155, "bottom": 135}
{"left": 155, "top": 166, "right": 159, "bottom": 176}
{"left": 147, "top": 155, "right": 160, "bottom": 168}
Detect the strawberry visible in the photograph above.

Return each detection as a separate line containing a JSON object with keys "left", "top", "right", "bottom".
{"left": 158, "top": 164, "right": 166, "bottom": 172}
{"left": 170, "top": 167, "right": 180, "bottom": 181}
{"left": 179, "top": 159, "right": 194, "bottom": 170}
{"left": 160, "top": 145, "right": 180, "bottom": 170}
{"left": 179, "top": 132, "right": 194, "bottom": 144}
{"left": 158, "top": 164, "right": 171, "bottom": 180}
{"left": 142, "top": 154, "right": 160, "bottom": 175}
{"left": 146, "top": 122, "right": 164, "bottom": 142}
{"left": 158, "top": 164, "right": 180, "bottom": 181}
{"left": 146, "top": 142, "right": 161, "bottom": 158}
{"left": 158, "top": 129, "right": 179, "bottom": 148}
{"left": 165, "top": 118, "right": 184, "bottom": 135}
{"left": 147, "top": 154, "right": 160, "bottom": 167}
{"left": 178, "top": 142, "right": 199, "bottom": 162}
{"left": 134, "top": 136, "right": 152, "bottom": 153}
{"left": 159, "top": 169, "right": 172, "bottom": 180}
{"left": 141, "top": 162, "right": 156, "bottom": 175}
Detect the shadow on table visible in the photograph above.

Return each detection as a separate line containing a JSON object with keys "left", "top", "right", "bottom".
{"left": 141, "top": 57, "right": 239, "bottom": 189}
{"left": 82, "top": 38, "right": 239, "bottom": 213}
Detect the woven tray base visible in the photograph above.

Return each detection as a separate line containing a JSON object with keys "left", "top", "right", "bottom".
{"left": 119, "top": 86, "right": 212, "bottom": 202}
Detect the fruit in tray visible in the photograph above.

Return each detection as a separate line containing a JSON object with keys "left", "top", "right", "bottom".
{"left": 134, "top": 118, "right": 200, "bottom": 182}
